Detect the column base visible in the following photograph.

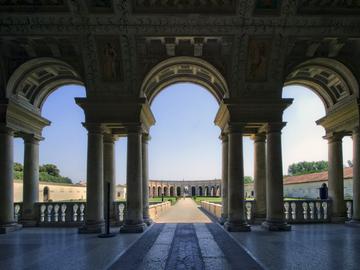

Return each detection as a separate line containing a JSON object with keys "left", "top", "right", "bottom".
{"left": 261, "top": 220, "right": 291, "bottom": 231}
{"left": 331, "top": 216, "right": 346, "bottom": 223}
{"left": 224, "top": 221, "right": 251, "bottom": 232}
{"left": 253, "top": 216, "right": 266, "bottom": 225}
{"left": 120, "top": 222, "right": 146, "bottom": 233}
{"left": 19, "top": 218, "right": 38, "bottom": 227}
{"left": 346, "top": 219, "right": 360, "bottom": 227}
{"left": 219, "top": 215, "right": 227, "bottom": 225}
{"left": 143, "top": 218, "right": 153, "bottom": 226}
{"left": 0, "top": 223, "right": 22, "bottom": 234}
{"left": 78, "top": 221, "right": 104, "bottom": 234}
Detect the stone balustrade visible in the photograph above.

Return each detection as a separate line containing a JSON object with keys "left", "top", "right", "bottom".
{"left": 13, "top": 200, "right": 171, "bottom": 226}
{"left": 201, "top": 199, "right": 354, "bottom": 224}
{"left": 148, "top": 201, "right": 171, "bottom": 220}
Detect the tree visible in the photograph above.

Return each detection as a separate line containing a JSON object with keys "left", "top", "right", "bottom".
{"left": 13, "top": 162, "right": 23, "bottom": 172}
{"left": 244, "top": 176, "right": 253, "bottom": 184}
{"left": 39, "top": 164, "right": 60, "bottom": 177}
{"left": 288, "top": 161, "right": 329, "bottom": 176}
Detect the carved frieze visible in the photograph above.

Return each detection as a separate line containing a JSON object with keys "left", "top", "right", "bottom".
{"left": 298, "top": 0, "right": 360, "bottom": 14}
{"left": 132, "top": 0, "right": 237, "bottom": 14}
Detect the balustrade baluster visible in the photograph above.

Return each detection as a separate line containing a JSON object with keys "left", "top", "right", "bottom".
{"left": 302, "top": 202, "right": 308, "bottom": 220}
{"left": 284, "top": 202, "right": 290, "bottom": 220}
{"left": 346, "top": 201, "right": 352, "bottom": 219}
{"left": 40, "top": 205, "right": 46, "bottom": 222}
{"left": 245, "top": 202, "right": 252, "bottom": 220}
{"left": 47, "top": 205, "right": 53, "bottom": 222}
{"left": 61, "top": 204, "right": 67, "bottom": 222}
{"left": 322, "top": 202, "right": 328, "bottom": 220}
{"left": 73, "top": 204, "right": 79, "bottom": 222}
{"left": 119, "top": 203, "right": 125, "bottom": 222}
{"left": 316, "top": 202, "right": 321, "bottom": 220}
{"left": 80, "top": 204, "right": 85, "bottom": 221}
{"left": 291, "top": 202, "right": 296, "bottom": 220}
{"left": 54, "top": 204, "right": 60, "bottom": 222}
{"left": 309, "top": 202, "right": 314, "bottom": 220}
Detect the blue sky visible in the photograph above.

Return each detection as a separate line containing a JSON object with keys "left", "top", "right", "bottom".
{"left": 13, "top": 83, "right": 353, "bottom": 184}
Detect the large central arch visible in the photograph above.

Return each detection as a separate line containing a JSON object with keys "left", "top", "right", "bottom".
{"left": 140, "top": 56, "right": 229, "bottom": 105}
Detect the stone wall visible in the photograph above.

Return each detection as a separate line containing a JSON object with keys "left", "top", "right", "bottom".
{"left": 13, "top": 181, "right": 127, "bottom": 202}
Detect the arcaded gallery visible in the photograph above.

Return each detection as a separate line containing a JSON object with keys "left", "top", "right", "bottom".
{"left": 0, "top": 1, "right": 360, "bottom": 270}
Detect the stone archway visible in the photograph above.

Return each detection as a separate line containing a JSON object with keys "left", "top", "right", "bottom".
{"left": 284, "top": 57, "right": 360, "bottom": 219}
{"left": 191, "top": 186, "right": 196, "bottom": 196}
{"left": 176, "top": 186, "right": 181, "bottom": 196}
{"left": 140, "top": 56, "right": 229, "bottom": 105}
{"left": 198, "top": 186, "right": 203, "bottom": 196}
{"left": 6, "top": 57, "right": 84, "bottom": 114}
{"left": 285, "top": 58, "right": 359, "bottom": 112}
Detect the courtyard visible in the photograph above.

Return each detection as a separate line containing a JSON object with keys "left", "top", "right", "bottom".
{"left": 1, "top": 198, "right": 359, "bottom": 270}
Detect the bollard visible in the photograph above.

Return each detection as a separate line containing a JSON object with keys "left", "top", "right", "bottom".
{"left": 98, "top": 182, "right": 116, "bottom": 238}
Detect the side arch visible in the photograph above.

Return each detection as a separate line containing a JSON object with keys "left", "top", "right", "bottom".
{"left": 6, "top": 57, "right": 84, "bottom": 113}
{"left": 285, "top": 58, "right": 359, "bottom": 112}
{"left": 140, "top": 56, "right": 229, "bottom": 105}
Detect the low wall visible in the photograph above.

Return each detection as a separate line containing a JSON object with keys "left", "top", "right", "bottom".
{"left": 149, "top": 201, "right": 171, "bottom": 220}
{"left": 200, "top": 201, "right": 222, "bottom": 219}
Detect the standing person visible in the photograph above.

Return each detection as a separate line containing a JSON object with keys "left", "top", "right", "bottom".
{"left": 319, "top": 183, "right": 328, "bottom": 200}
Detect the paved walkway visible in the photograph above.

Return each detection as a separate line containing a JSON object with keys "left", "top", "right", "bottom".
{"left": 156, "top": 198, "right": 212, "bottom": 223}
{"left": 2, "top": 199, "right": 360, "bottom": 270}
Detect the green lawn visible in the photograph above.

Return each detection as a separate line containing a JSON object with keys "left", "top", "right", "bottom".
{"left": 192, "top": 196, "right": 222, "bottom": 204}
{"left": 149, "top": 196, "right": 178, "bottom": 205}
{"left": 192, "top": 196, "right": 306, "bottom": 204}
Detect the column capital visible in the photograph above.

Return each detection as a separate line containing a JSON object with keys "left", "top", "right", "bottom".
{"left": 265, "top": 122, "right": 286, "bottom": 134}
{"left": 126, "top": 125, "right": 143, "bottom": 134}
{"left": 0, "top": 124, "right": 14, "bottom": 135}
{"left": 324, "top": 132, "right": 344, "bottom": 143}
{"left": 103, "top": 133, "right": 116, "bottom": 144}
{"left": 353, "top": 126, "right": 360, "bottom": 135}
{"left": 142, "top": 133, "right": 151, "bottom": 143}
{"left": 227, "top": 123, "right": 245, "bottom": 134}
{"left": 251, "top": 133, "right": 266, "bottom": 143}
{"left": 219, "top": 132, "right": 228, "bottom": 142}
{"left": 19, "top": 133, "right": 43, "bottom": 144}
{"left": 82, "top": 123, "right": 106, "bottom": 134}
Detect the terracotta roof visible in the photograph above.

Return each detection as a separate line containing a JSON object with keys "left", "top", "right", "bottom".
{"left": 283, "top": 167, "right": 353, "bottom": 185}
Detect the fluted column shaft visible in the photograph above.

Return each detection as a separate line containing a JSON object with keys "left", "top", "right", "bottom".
{"left": 262, "top": 123, "right": 290, "bottom": 231}
{"left": 142, "top": 134, "right": 152, "bottom": 225}
{"left": 349, "top": 128, "right": 360, "bottom": 224}
{"left": 21, "top": 135, "right": 40, "bottom": 226}
{"left": 103, "top": 134, "right": 116, "bottom": 220}
{"left": 79, "top": 124, "right": 104, "bottom": 234}
{"left": 120, "top": 127, "right": 145, "bottom": 233}
{"left": 253, "top": 134, "right": 266, "bottom": 220}
{"left": 224, "top": 126, "right": 250, "bottom": 232}
{"left": 327, "top": 134, "right": 345, "bottom": 221}
{"left": 0, "top": 127, "right": 21, "bottom": 233}
{"left": 220, "top": 133, "right": 229, "bottom": 224}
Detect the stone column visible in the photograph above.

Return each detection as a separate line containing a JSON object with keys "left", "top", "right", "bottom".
{"left": 79, "top": 124, "right": 105, "bottom": 234}
{"left": 327, "top": 133, "right": 346, "bottom": 221}
{"left": 262, "top": 123, "right": 291, "bottom": 231}
{"left": 0, "top": 126, "right": 21, "bottom": 233}
{"left": 220, "top": 133, "right": 229, "bottom": 224}
{"left": 142, "top": 133, "right": 152, "bottom": 225}
{"left": 224, "top": 125, "right": 250, "bottom": 232}
{"left": 349, "top": 127, "right": 360, "bottom": 225}
{"left": 252, "top": 133, "right": 267, "bottom": 222}
{"left": 103, "top": 134, "right": 116, "bottom": 221}
{"left": 21, "top": 134, "right": 41, "bottom": 226}
{"left": 120, "top": 127, "right": 145, "bottom": 233}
